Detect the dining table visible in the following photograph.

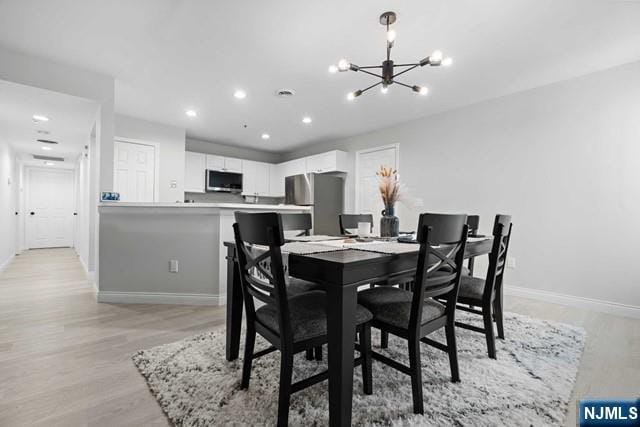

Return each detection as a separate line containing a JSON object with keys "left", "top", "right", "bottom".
{"left": 224, "top": 235, "right": 493, "bottom": 427}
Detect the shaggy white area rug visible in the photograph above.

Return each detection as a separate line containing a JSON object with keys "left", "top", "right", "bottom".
{"left": 132, "top": 312, "right": 585, "bottom": 426}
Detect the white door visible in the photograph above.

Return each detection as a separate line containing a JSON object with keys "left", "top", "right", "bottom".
{"left": 26, "top": 168, "right": 75, "bottom": 249}
{"left": 114, "top": 141, "right": 156, "bottom": 202}
{"left": 355, "top": 145, "right": 399, "bottom": 234}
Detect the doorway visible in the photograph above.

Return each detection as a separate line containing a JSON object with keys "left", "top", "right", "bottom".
{"left": 113, "top": 140, "right": 157, "bottom": 202}
{"left": 26, "top": 168, "right": 75, "bottom": 249}
{"left": 355, "top": 144, "right": 399, "bottom": 234}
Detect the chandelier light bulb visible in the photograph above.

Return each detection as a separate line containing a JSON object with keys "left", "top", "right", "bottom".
{"left": 386, "top": 29, "right": 397, "bottom": 43}
{"left": 430, "top": 50, "right": 443, "bottom": 64}
{"left": 380, "top": 85, "right": 389, "bottom": 94}
{"left": 412, "top": 85, "right": 429, "bottom": 95}
{"left": 338, "top": 59, "right": 351, "bottom": 72}
{"left": 442, "top": 57, "right": 453, "bottom": 67}
{"left": 328, "top": 65, "right": 338, "bottom": 74}
{"left": 347, "top": 92, "right": 356, "bottom": 101}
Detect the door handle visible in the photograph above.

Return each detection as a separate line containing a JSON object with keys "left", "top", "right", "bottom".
{"left": 30, "top": 212, "right": 35, "bottom": 215}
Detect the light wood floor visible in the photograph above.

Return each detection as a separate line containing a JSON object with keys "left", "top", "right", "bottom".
{"left": 0, "top": 248, "right": 637, "bottom": 426}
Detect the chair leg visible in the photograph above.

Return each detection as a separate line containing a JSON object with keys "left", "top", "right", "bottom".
{"left": 277, "top": 352, "right": 294, "bottom": 427}
{"left": 380, "top": 331, "right": 389, "bottom": 349}
{"left": 305, "top": 349, "right": 314, "bottom": 360}
{"left": 494, "top": 295, "right": 505, "bottom": 339}
{"left": 407, "top": 338, "right": 424, "bottom": 414}
{"left": 314, "top": 346, "right": 322, "bottom": 361}
{"left": 483, "top": 305, "right": 497, "bottom": 359}
{"left": 241, "top": 325, "right": 256, "bottom": 389}
{"left": 445, "top": 324, "right": 460, "bottom": 382}
{"left": 360, "top": 324, "right": 373, "bottom": 395}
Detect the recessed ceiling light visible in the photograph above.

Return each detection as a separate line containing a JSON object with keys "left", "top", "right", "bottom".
{"left": 185, "top": 109, "right": 198, "bottom": 117}
{"left": 302, "top": 116, "right": 312, "bottom": 124}
{"left": 41, "top": 146, "right": 53, "bottom": 151}
{"left": 233, "top": 89, "right": 247, "bottom": 99}
{"left": 44, "top": 161, "right": 55, "bottom": 166}
{"left": 261, "top": 133, "right": 270, "bottom": 140}
{"left": 33, "top": 114, "right": 50, "bottom": 122}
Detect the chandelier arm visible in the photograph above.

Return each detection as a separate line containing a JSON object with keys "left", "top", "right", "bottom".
{"left": 361, "top": 81, "right": 383, "bottom": 94}
{"left": 358, "top": 69, "right": 384, "bottom": 79}
{"left": 358, "top": 65, "right": 384, "bottom": 69}
{"left": 393, "top": 63, "right": 420, "bottom": 67}
{"left": 392, "top": 64, "right": 420, "bottom": 79}
{"left": 391, "top": 80, "right": 414, "bottom": 90}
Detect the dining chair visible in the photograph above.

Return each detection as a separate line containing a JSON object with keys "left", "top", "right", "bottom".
{"left": 464, "top": 215, "right": 480, "bottom": 276}
{"left": 233, "top": 212, "right": 373, "bottom": 427}
{"left": 280, "top": 212, "right": 324, "bottom": 360}
{"left": 281, "top": 212, "right": 312, "bottom": 237}
{"left": 339, "top": 213, "right": 374, "bottom": 235}
{"left": 358, "top": 213, "right": 468, "bottom": 415}
{"left": 453, "top": 214, "right": 512, "bottom": 359}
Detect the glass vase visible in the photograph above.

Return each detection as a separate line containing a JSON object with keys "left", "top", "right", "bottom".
{"left": 380, "top": 205, "right": 399, "bottom": 238}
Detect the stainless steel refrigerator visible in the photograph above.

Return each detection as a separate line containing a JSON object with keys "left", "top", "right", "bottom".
{"left": 285, "top": 173, "right": 344, "bottom": 235}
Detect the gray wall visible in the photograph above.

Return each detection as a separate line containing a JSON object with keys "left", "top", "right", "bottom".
{"left": 284, "top": 61, "right": 640, "bottom": 307}
{"left": 186, "top": 137, "right": 281, "bottom": 163}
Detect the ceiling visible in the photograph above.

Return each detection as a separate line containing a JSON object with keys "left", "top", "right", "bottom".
{"left": 0, "top": 0, "right": 639, "bottom": 153}
{"left": 0, "top": 79, "right": 98, "bottom": 168}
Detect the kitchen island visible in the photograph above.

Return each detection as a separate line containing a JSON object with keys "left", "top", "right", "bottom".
{"left": 97, "top": 202, "right": 310, "bottom": 305}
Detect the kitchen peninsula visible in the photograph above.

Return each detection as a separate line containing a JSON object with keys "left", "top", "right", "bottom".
{"left": 97, "top": 202, "right": 310, "bottom": 305}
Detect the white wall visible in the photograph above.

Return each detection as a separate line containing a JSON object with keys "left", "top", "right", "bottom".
{"left": 115, "top": 114, "right": 186, "bottom": 203}
{"left": 0, "top": 136, "right": 18, "bottom": 269}
{"left": 284, "top": 61, "right": 640, "bottom": 308}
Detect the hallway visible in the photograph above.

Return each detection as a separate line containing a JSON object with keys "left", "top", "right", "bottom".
{"left": 0, "top": 248, "right": 224, "bottom": 426}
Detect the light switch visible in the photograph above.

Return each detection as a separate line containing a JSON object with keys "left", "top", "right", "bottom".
{"left": 170, "top": 180, "right": 177, "bottom": 188}
{"left": 169, "top": 259, "right": 179, "bottom": 273}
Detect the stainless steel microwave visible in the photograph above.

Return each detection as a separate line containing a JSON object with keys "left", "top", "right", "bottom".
{"left": 206, "top": 170, "right": 243, "bottom": 193}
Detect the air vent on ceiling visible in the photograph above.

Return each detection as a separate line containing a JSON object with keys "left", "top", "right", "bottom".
{"left": 275, "top": 88, "right": 295, "bottom": 97}
{"left": 33, "top": 155, "right": 64, "bottom": 162}
{"left": 37, "top": 139, "right": 59, "bottom": 144}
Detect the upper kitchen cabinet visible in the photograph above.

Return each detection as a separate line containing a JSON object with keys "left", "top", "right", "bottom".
{"left": 305, "top": 150, "right": 349, "bottom": 173}
{"left": 242, "top": 160, "right": 270, "bottom": 196}
{"left": 184, "top": 151, "right": 206, "bottom": 193}
{"left": 280, "top": 158, "right": 306, "bottom": 178}
{"left": 206, "top": 154, "right": 243, "bottom": 173}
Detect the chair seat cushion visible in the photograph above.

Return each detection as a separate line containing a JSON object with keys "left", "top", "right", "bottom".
{"left": 256, "top": 291, "right": 373, "bottom": 342}
{"left": 358, "top": 287, "right": 446, "bottom": 330}
{"left": 458, "top": 275, "right": 486, "bottom": 301}
{"left": 287, "top": 277, "right": 323, "bottom": 296}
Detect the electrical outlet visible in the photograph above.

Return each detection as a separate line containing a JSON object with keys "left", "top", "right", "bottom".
{"left": 170, "top": 180, "right": 177, "bottom": 189}
{"left": 169, "top": 260, "right": 179, "bottom": 273}
{"left": 507, "top": 257, "right": 516, "bottom": 269}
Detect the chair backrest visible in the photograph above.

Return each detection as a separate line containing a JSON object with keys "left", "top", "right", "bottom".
{"left": 467, "top": 215, "right": 480, "bottom": 236}
{"left": 339, "top": 214, "right": 374, "bottom": 235}
{"left": 482, "top": 214, "right": 513, "bottom": 301}
{"left": 465, "top": 215, "right": 480, "bottom": 275}
{"left": 233, "top": 211, "right": 293, "bottom": 342}
{"left": 411, "top": 213, "right": 468, "bottom": 330}
{"left": 281, "top": 212, "right": 312, "bottom": 236}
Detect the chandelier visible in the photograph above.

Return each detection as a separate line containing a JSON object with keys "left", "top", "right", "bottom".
{"left": 330, "top": 11, "right": 452, "bottom": 99}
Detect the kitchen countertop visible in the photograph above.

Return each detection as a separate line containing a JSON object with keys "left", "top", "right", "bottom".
{"left": 98, "top": 202, "right": 311, "bottom": 210}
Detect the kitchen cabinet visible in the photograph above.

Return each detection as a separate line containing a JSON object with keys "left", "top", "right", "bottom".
{"left": 206, "top": 155, "right": 242, "bottom": 173}
{"left": 242, "top": 160, "right": 271, "bottom": 196}
{"left": 305, "top": 150, "right": 349, "bottom": 173}
{"left": 269, "top": 164, "right": 285, "bottom": 198}
{"left": 184, "top": 151, "right": 206, "bottom": 193}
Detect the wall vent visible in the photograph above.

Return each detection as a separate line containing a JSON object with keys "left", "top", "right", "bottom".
{"left": 275, "top": 88, "right": 295, "bottom": 97}
{"left": 33, "top": 155, "right": 65, "bottom": 162}
{"left": 37, "top": 139, "right": 59, "bottom": 144}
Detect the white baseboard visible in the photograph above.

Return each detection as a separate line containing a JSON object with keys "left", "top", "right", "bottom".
{"left": 504, "top": 285, "right": 640, "bottom": 319}
{"left": 96, "top": 290, "right": 224, "bottom": 306}
{"left": 0, "top": 254, "right": 15, "bottom": 273}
